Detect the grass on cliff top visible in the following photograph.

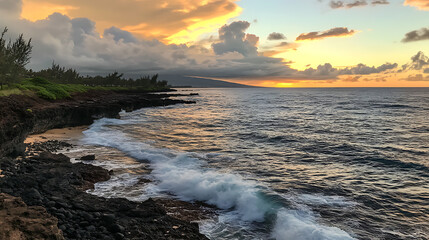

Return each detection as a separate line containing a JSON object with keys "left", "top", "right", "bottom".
{"left": 1, "top": 77, "right": 169, "bottom": 100}
{"left": 0, "top": 87, "right": 23, "bottom": 97}
{"left": 16, "top": 78, "right": 89, "bottom": 100}
{"left": 0, "top": 78, "right": 130, "bottom": 100}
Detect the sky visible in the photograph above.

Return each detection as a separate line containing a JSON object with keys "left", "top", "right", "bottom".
{"left": 1, "top": 0, "right": 429, "bottom": 87}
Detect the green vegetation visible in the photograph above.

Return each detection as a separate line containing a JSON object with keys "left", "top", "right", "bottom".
{"left": 0, "top": 26, "right": 171, "bottom": 99}
{"left": 0, "top": 27, "right": 32, "bottom": 90}
{"left": 0, "top": 87, "right": 23, "bottom": 97}
{"left": 15, "top": 77, "right": 127, "bottom": 100}
{"left": 17, "top": 77, "right": 73, "bottom": 100}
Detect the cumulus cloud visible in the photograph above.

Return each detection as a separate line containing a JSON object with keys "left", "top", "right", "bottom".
{"left": 339, "top": 63, "right": 398, "bottom": 75}
{"left": 104, "top": 27, "right": 138, "bottom": 43}
{"left": 267, "top": 32, "right": 286, "bottom": 40}
{"left": 296, "top": 27, "right": 356, "bottom": 41}
{"left": 404, "top": 0, "right": 429, "bottom": 11}
{"left": 329, "top": 0, "right": 388, "bottom": 9}
{"left": 402, "top": 51, "right": 429, "bottom": 71}
{"left": 0, "top": 0, "right": 22, "bottom": 17}
{"left": 212, "top": 21, "right": 258, "bottom": 56}
{"left": 402, "top": 27, "right": 429, "bottom": 43}
{"left": 301, "top": 62, "right": 397, "bottom": 79}
{"left": 1, "top": 12, "right": 301, "bottom": 80}
{"left": 0, "top": 1, "right": 408, "bottom": 84}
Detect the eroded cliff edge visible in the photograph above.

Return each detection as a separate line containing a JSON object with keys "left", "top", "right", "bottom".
{"left": 0, "top": 91, "right": 208, "bottom": 239}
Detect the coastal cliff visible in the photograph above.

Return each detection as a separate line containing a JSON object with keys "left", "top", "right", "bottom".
{"left": 0, "top": 91, "right": 208, "bottom": 239}
{"left": 0, "top": 90, "right": 194, "bottom": 157}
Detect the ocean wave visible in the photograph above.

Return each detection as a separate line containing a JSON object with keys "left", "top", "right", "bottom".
{"left": 82, "top": 117, "right": 355, "bottom": 239}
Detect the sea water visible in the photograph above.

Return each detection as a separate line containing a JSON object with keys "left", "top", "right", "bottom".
{"left": 79, "top": 88, "right": 429, "bottom": 239}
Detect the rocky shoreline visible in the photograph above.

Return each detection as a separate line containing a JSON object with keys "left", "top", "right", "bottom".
{"left": 0, "top": 90, "right": 208, "bottom": 239}
{"left": 0, "top": 90, "right": 196, "bottom": 157}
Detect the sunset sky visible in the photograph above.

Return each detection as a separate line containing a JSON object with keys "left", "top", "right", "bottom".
{"left": 1, "top": 0, "right": 429, "bottom": 87}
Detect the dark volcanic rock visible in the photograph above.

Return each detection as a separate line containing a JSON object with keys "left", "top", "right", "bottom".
{"left": 0, "top": 193, "right": 64, "bottom": 240}
{"left": 0, "top": 152, "right": 207, "bottom": 239}
{"left": 0, "top": 90, "right": 195, "bottom": 158}
{"left": 80, "top": 154, "right": 96, "bottom": 161}
{"left": 27, "top": 140, "right": 73, "bottom": 154}
{"left": 0, "top": 91, "right": 206, "bottom": 239}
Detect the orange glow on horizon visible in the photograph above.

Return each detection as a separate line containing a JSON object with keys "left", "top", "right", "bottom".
{"left": 224, "top": 77, "right": 429, "bottom": 88}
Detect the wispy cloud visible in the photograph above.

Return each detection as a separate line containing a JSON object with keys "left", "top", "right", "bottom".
{"left": 402, "top": 74, "right": 429, "bottom": 81}
{"left": 329, "top": 0, "right": 389, "bottom": 9}
{"left": 296, "top": 27, "right": 356, "bottom": 41}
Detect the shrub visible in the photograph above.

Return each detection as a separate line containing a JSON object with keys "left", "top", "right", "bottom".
{"left": 29, "top": 77, "right": 51, "bottom": 85}
{"left": 43, "top": 84, "right": 70, "bottom": 99}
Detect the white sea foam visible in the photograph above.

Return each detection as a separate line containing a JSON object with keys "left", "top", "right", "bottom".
{"left": 273, "top": 209, "right": 354, "bottom": 240}
{"left": 83, "top": 117, "right": 355, "bottom": 239}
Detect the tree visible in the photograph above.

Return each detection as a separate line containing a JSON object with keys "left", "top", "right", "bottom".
{"left": 0, "top": 27, "right": 32, "bottom": 90}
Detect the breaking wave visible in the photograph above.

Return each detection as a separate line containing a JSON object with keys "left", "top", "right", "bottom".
{"left": 82, "top": 117, "right": 354, "bottom": 239}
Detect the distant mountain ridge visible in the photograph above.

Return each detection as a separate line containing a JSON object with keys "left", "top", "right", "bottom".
{"left": 161, "top": 75, "right": 255, "bottom": 88}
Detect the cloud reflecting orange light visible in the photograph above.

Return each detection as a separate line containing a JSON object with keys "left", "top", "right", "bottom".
{"left": 20, "top": 0, "right": 242, "bottom": 44}
{"left": 404, "top": 0, "right": 429, "bottom": 11}
{"left": 21, "top": 0, "right": 78, "bottom": 21}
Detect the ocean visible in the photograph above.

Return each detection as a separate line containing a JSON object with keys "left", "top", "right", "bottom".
{"left": 70, "top": 88, "right": 428, "bottom": 239}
